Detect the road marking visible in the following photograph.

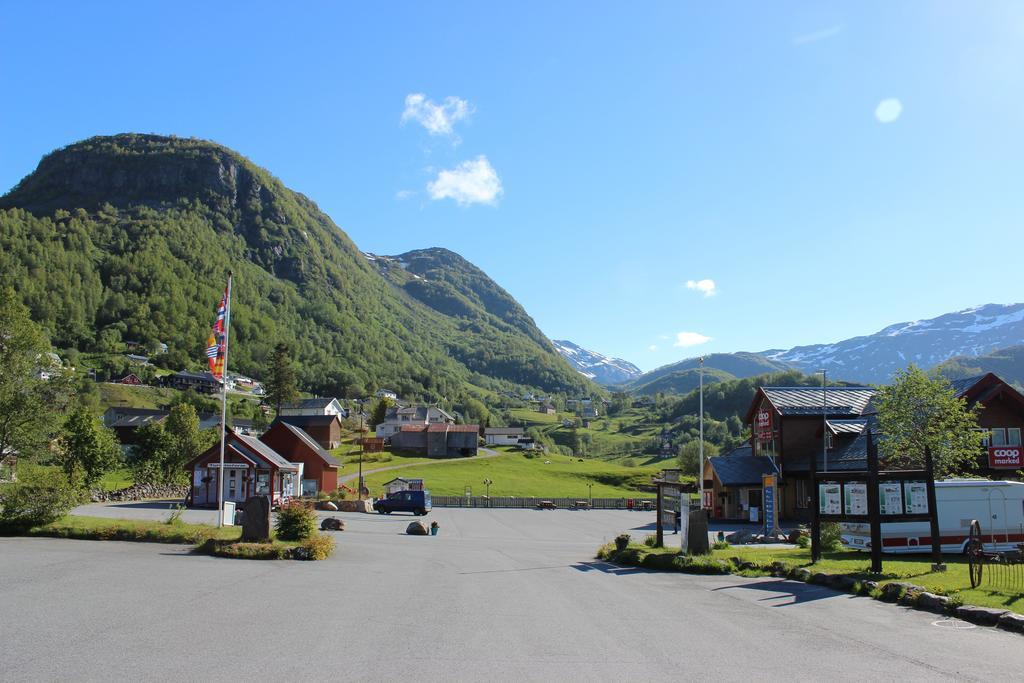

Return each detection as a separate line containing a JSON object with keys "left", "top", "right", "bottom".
{"left": 931, "top": 618, "right": 976, "bottom": 630}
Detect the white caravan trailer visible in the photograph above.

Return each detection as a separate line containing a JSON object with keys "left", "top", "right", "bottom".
{"left": 840, "top": 479, "right": 1024, "bottom": 554}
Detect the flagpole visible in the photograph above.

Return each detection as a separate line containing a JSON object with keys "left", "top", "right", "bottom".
{"left": 217, "top": 272, "right": 233, "bottom": 527}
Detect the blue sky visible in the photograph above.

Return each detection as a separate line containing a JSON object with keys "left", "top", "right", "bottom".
{"left": 2, "top": 2, "right": 1022, "bottom": 372}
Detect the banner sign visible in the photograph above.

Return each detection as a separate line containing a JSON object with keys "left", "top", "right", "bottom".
{"left": 755, "top": 409, "right": 773, "bottom": 440}
{"left": 989, "top": 445, "right": 1024, "bottom": 469}
{"left": 762, "top": 474, "right": 778, "bottom": 534}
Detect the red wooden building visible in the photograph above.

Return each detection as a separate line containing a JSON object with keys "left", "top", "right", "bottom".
{"left": 260, "top": 421, "right": 341, "bottom": 497}
{"left": 273, "top": 414, "right": 343, "bottom": 449}
{"left": 185, "top": 429, "right": 300, "bottom": 508}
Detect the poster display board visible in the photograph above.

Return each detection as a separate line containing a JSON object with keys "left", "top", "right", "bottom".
{"left": 879, "top": 482, "right": 903, "bottom": 515}
{"left": 762, "top": 474, "right": 779, "bottom": 535}
{"left": 818, "top": 483, "right": 841, "bottom": 516}
{"left": 905, "top": 481, "right": 929, "bottom": 514}
{"left": 843, "top": 482, "right": 868, "bottom": 516}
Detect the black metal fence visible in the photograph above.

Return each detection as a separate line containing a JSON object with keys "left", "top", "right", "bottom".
{"left": 431, "top": 495, "right": 658, "bottom": 510}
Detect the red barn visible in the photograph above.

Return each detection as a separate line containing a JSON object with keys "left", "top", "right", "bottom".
{"left": 260, "top": 421, "right": 341, "bottom": 497}
{"left": 273, "top": 414, "right": 343, "bottom": 449}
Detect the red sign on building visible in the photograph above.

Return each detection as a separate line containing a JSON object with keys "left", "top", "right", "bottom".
{"left": 756, "top": 410, "right": 773, "bottom": 440}
{"left": 988, "top": 446, "right": 1024, "bottom": 469}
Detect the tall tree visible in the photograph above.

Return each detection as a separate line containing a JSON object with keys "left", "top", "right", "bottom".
{"left": 874, "top": 365, "right": 981, "bottom": 477}
{"left": 0, "top": 288, "right": 74, "bottom": 461}
{"left": 164, "top": 403, "right": 213, "bottom": 477}
{"left": 677, "top": 440, "right": 720, "bottom": 478}
{"left": 369, "top": 397, "right": 395, "bottom": 429}
{"left": 130, "top": 423, "right": 178, "bottom": 485}
{"left": 61, "top": 407, "right": 121, "bottom": 488}
{"left": 265, "top": 342, "right": 298, "bottom": 414}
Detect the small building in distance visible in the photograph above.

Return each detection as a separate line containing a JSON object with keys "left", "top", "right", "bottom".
{"left": 279, "top": 397, "right": 345, "bottom": 418}
{"left": 484, "top": 427, "right": 525, "bottom": 446}
{"left": 103, "top": 407, "right": 169, "bottom": 446}
{"left": 115, "top": 373, "right": 144, "bottom": 386}
{"left": 375, "top": 405, "right": 455, "bottom": 439}
{"left": 185, "top": 429, "right": 300, "bottom": 508}
{"left": 391, "top": 423, "right": 479, "bottom": 457}
{"left": 376, "top": 388, "right": 399, "bottom": 401}
{"left": 538, "top": 403, "right": 556, "bottom": 415}
{"left": 382, "top": 477, "right": 424, "bottom": 496}
{"left": 167, "top": 370, "right": 223, "bottom": 394}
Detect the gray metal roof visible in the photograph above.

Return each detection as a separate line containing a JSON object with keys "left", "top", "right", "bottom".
{"left": 827, "top": 419, "right": 868, "bottom": 434}
{"left": 947, "top": 375, "right": 986, "bottom": 397}
{"left": 275, "top": 422, "right": 340, "bottom": 466}
{"left": 484, "top": 427, "right": 524, "bottom": 435}
{"left": 275, "top": 414, "right": 340, "bottom": 428}
{"left": 762, "top": 386, "right": 875, "bottom": 417}
{"left": 235, "top": 433, "right": 297, "bottom": 471}
{"left": 708, "top": 447, "right": 778, "bottom": 486}
{"left": 281, "top": 397, "right": 338, "bottom": 410}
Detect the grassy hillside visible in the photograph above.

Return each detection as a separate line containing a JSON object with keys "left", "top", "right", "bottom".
{"left": 0, "top": 134, "right": 594, "bottom": 405}
{"left": 627, "top": 352, "right": 793, "bottom": 395}
{"left": 934, "top": 344, "right": 1024, "bottom": 390}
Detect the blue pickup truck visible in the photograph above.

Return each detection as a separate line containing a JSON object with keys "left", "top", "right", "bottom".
{"left": 373, "top": 490, "right": 432, "bottom": 516}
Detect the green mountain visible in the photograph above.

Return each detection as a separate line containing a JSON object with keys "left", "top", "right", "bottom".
{"left": 933, "top": 345, "right": 1024, "bottom": 391}
{"left": 0, "top": 134, "right": 594, "bottom": 401}
{"left": 627, "top": 352, "right": 794, "bottom": 395}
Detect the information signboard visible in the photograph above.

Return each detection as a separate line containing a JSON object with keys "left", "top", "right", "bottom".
{"left": 989, "top": 446, "right": 1024, "bottom": 469}
{"left": 879, "top": 482, "right": 903, "bottom": 515}
{"left": 844, "top": 482, "right": 868, "bottom": 516}
{"left": 905, "top": 481, "right": 929, "bottom": 514}
{"left": 818, "top": 483, "right": 841, "bottom": 516}
{"left": 762, "top": 474, "right": 778, "bottom": 535}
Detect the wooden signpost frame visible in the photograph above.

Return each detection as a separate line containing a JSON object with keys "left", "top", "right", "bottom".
{"left": 810, "top": 431, "right": 944, "bottom": 574}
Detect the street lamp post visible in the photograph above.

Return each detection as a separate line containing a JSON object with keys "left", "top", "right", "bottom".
{"left": 698, "top": 356, "right": 705, "bottom": 513}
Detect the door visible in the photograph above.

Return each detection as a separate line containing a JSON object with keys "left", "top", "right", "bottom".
{"left": 224, "top": 469, "right": 247, "bottom": 503}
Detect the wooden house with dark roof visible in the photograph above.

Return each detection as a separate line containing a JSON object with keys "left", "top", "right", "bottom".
{"left": 273, "top": 413, "right": 343, "bottom": 449}
{"left": 185, "top": 429, "right": 300, "bottom": 508}
{"left": 260, "top": 421, "right": 341, "bottom": 496}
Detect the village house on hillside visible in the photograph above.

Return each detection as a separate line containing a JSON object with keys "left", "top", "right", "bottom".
{"left": 103, "top": 407, "right": 169, "bottom": 446}
{"left": 260, "top": 421, "right": 341, "bottom": 497}
{"left": 390, "top": 423, "right": 480, "bottom": 457}
{"left": 484, "top": 427, "right": 525, "bottom": 446}
{"left": 538, "top": 403, "right": 556, "bottom": 415}
{"left": 274, "top": 413, "right": 343, "bottom": 449}
{"left": 166, "top": 370, "right": 224, "bottom": 394}
{"left": 375, "top": 405, "right": 455, "bottom": 438}
{"left": 279, "top": 397, "right": 346, "bottom": 418}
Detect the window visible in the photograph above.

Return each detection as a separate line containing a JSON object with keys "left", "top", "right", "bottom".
{"left": 991, "top": 428, "right": 1007, "bottom": 447}
{"left": 1008, "top": 428, "right": 1022, "bottom": 447}
{"left": 977, "top": 428, "right": 991, "bottom": 447}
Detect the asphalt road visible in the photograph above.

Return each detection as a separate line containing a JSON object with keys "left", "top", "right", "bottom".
{"left": 1, "top": 508, "right": 1020, "bottom": 681}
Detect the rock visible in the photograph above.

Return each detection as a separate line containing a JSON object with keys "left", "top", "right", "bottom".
{"left": 916, "top": 592, "right": 950, "bottom": 613}
{"left": 406, "top": 521, "right": 429, "bottom": 536}
{"left": 320, "top": 517, "right": 345, "bottom": 531}
{"left": 997, "top": 612, "right": 1024, "bottom": 633}
{"left": 832, "top": 575, "right": 857, "bottom": 591}
{"left": 322, "top": 501, "right": 339, "bottom": 511}
{"left": 862, "top": 580, "right": 879, "bottom": 592}
{"left": 881, "top": 582, "right": 922, "bottom": 601}
{"left": 89, "top": 483, "right": 189, "bottom": 503}
{"left": 686, "top": 510, "right": 709, "bottom": 555}
{"left": 810, "top": 572, "right": 831, "bottom": 585}
{"left": 241, "top": 495, "right": 271, "bottom": 542}
{"left": 956, "top": 605, "right": 1009, "bottom": 626}
{"left": 792, "top": 568, "right": 812, "bottom": 582}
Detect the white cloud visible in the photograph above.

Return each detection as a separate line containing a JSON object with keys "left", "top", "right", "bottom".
{"left": 674, "top": 332, "right": 712, "bottom": 348}
{"left": 395, "top": 189, "right": 414, "bottom": 201}
{"left": 401, "top": 93, "right": 472, "bottom": 136}
{"left": 875, "top": 98, "right": 903, "bottom": 123}
{"left": 793, "top": 25, "right": 843, "bottom": 45}
{"left": 685, "top": 279, "right": 717, "bottom": 297}
{"left": 427, "top": 155, "right": 503, "bottom": 205}
{"left": 648, "top": 345, "right": 659, "bottom": 352}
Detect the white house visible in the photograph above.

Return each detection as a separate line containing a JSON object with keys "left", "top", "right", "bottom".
{"left": 376, "top": 405, "right": 455, "bottom": 438}
{"left": 375, "top": 389, "right": 398, "bottom": 401}
{"left": 382, "top": 477, "right": 424, "bottom": 496}
{"left": 279, "top": 397, "right": 344, "bottom": 417}
{"left": 484, "top": 427, "right": 525, "bottom": 446}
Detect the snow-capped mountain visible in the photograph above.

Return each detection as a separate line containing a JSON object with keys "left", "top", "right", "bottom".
{"left": 553, "top": 340, "right": 642, "bottom": 386}
{"left": 765, "top": 303, "right": 1024, "bottom": 384}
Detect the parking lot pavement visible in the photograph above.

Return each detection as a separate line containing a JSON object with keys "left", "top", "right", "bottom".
{"left": 3, "top": 507, "right": 1019, "bottom": 681}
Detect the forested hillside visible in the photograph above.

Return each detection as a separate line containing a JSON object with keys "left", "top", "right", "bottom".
{"left": 934, "top": 345, "right": 1024, "bottom": 390}
{"left": 627, "top": 352, "right": 794, "bottom": 395}
{"left": 0, "top": 134, "right": 594, "bottom": 401}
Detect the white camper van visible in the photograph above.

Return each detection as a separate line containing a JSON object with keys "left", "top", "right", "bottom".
{"left": 840, "top": 479, "right": 1024, "bottom": 554}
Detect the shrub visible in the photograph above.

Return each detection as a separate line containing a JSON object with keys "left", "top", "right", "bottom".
{"left": 165, "top": 504, "right": 185, "bottom": 525}
{"left": 795, "top": 534, "right": 810, "bottom": 549}
{"left": 641, "top": 552, "right": 678, "bottom": 571}
{"left": 297, "top": 533, "right": 335, "bottom": 560}
{"left": 614, "top": 533, "right": 631, "bottom": 551}
{"left": 711, "top": 540, "right": 730, "bottom": 550}
{"left": 821, "top": 522, "right": 843, "bottom": 551}
{"left": 643, "top": 534, "right": 660, "bottom": 548}
{"left": 0, "top": 466, "right": 84, "bottom": 531}
{"left": 274, "top": 501, "right": 318, "bottom": 541}
{"left": 946, "top": 591, "right": 965, "bottom": 612}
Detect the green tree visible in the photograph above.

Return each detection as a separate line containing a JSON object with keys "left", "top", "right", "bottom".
{"left": 61, "top": 407, "right": 121, "bottom": 488}
{"left": 677, "top": 440, "right": 720, "bottom": 478}
{"left": 251, "top": 403, "right": 269, "bottom": 433}
{"left": 265, "top": 342, "right": 298, "bottom": 414}
{"left": 164, "top": 404, "right": 213, "bottom": 477}
{"left": 130, "top": 422, "right": 177, "bottom": 485}
{"left": 0, "top": 288, "right": 74, "bottom": 461}
{"left": 369, "top": 397, "right": 395, "bottom": 429}
{"left": 874, "top": 365, "right": 982, "bottom": 477}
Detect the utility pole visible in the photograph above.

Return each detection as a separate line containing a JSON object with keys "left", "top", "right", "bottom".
{"left": 588, "top": 482, "right": 593, "bottom": 508}
{"left": 358, "top": 399, "right": 365, "bottom": 501}
{"left": 698, "top": 356, "right": 704, "bottom": 513}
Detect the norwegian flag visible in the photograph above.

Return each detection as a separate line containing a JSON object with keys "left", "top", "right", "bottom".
{"left": 206, "top": 284, "right": 229, "bottom": 381}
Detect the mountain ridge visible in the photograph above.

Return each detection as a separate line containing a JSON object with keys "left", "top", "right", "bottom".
{"left": 551, "top": 340, "right": 642, "bottom": 385}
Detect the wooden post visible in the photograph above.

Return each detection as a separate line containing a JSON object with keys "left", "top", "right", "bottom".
{"left": 866, "top": 430, "right": 883, "bottom": 574}
{"left": 655, "top": 483, "right": 664, "bottom": 548}
{"left": 810, "top": 438, "right": 821, "bottom": 563}
{"left": 923, "top": 446, "right": 945, "bottom": 571}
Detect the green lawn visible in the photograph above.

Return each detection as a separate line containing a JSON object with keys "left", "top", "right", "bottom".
{"left": 359, "top": 451, "right": 669, "bottom": 498}
{"left": 622, "top": 543, "right": 1023, "bottom": 612}
{"left": 97, "top": 467, "right": 134, "bottom": 491}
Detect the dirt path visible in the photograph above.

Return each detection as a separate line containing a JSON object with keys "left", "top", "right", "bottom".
{"left": 337, "top": 448, "right": 505, "bottom": 483}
